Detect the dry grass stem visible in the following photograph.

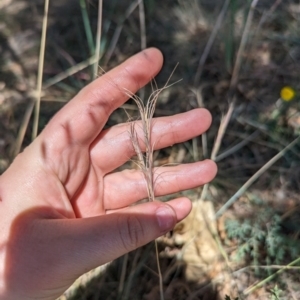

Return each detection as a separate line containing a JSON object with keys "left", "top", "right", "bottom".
{"left": 104, "top": 0, "right": 140, "bottom": 65}
{"left": 43, "top": 56, "right": 97, "bottom": 89}
{"left": 93, "top": 0, "right": 103, "bottom": 80}
{"left": 191, "top": 86, "right": 208, "bottom": 159}
{"left": 129, "top": 86, "right": 160, "bottom": 294}
{"left": 237, "top": 117, "right": 300, "bottom": 159}
{"left": 211, "top": 0, "right": 259, "bottom": 161}
{"left": 229, "top": 0, "right": 259, "bottom": 95}
{"left": 192, "top": 138, "right": 199, "bottom": 161}
{"left": 215, "top": 136, "right": 300, "bottom": 218}
{"left": 128, "top": 85, "right": 166, "bottom": 201}
{"left": 193, "top": 0, "right": 230, "bottom": 85}
{"left": 246, "top": 0, "right": 281, "bottom": 61}
{"left": 122, "top": 247, "right": 144, "bottom": 300}
{"left": 128, "top": 69, "right": 178, "bottom": 300}
{"left": 127, "top": 72, "right": 179, "bottom": 203}
{"left": 138, "top": 0, "right": 146, "bottom": 50}
{"left": 118, "top": 253, "right": 129, "bottom": 296}
{"left": 138, "top": 0, "right": 146, "bottom": 101}
{"left": 211, "top": 100, "right": 235, "bottom": 161}
{"left": 32, "top": 0, "right": 50, "bottom": 140}
{"left": 11, "top": 100, "right": 35, "bottom": 158}
{"left": 235, "top": 265, "right": 300, "bottom": 274}
{"left": 258, "top": 0, "right": 282, "bottom": 28}
{"left": 215, "top": 130, "right": 260, "bottom": 162}
{"left": 79, "top": 0, "right": 94, "bottom": 56}
{"left": 244, "top": 256, "right": 300, "bottom": 295}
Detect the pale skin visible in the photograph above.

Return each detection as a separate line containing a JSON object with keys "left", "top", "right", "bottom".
{"left": 0, "top": 48, "right": 217, "bottom": 299}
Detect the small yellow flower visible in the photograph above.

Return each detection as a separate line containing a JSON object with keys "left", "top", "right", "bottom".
{"left": 280, "top": 86, "right": 296, "bottom": 102}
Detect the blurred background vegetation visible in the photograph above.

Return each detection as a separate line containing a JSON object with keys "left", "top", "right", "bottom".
{"left": 1, "top": 0, "right": 300, "bottom": 299}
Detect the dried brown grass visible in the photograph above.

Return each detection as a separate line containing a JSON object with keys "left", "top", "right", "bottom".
{"left": 126, "top": 67, "right": 179, "bottom": 300}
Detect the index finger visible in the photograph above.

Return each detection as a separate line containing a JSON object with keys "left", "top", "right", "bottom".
{"left": 42, "top": 48, "right": 164, "bottom": 149}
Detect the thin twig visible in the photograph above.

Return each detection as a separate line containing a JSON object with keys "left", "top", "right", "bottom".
{"left": 32, "top": 0, "right": 50, "bottom": 140}
{"left": 215, "top": 136, "right": 300, "bottom": 218}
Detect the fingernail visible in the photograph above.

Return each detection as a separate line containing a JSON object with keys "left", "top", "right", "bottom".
{"left": 156, "top": 205, "right": 175, "bottom": 232}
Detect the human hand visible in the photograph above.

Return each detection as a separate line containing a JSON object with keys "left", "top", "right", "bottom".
{"left": 0, "top": 48, "right": 217, "bottom": 299}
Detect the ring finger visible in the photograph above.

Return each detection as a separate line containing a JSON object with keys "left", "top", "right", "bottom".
{"left": 103, "top": 160, "right": 217, "bottom": 211}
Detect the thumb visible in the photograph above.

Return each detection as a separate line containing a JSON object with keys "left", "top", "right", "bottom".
{"left": 56, "top": 198, "right": 191, "bottom": 276}
{"left": 5, "top": 198, "right": 191, "bottom": 299}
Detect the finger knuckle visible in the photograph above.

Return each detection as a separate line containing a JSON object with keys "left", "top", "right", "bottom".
{"left": 118, "top": 215, "right": 144, "bottom": 252}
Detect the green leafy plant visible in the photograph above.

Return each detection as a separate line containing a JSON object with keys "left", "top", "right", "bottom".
{"left": 225, "top": 206, "right": 300, "bottom": 272}
{"left": 269, "top": 285, "right": 282, "bottom": 300}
